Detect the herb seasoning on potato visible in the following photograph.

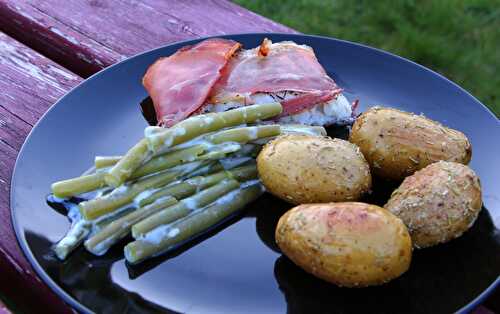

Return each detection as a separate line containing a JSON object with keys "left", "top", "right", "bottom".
{"left": 385, "top": 161, "right": 482, "bottom": 248}
{"left": 257, "top": 134, "right": 372, "bottom": 204}
{"left": 276, "top": 202, "right": 412, "bottom": 287}
{"left": 349, "top": 107, "right": 471, "bottom": 181}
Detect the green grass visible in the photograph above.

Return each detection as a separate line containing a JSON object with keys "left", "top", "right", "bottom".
{"left": 235, "top": 0, "right": 500, "bottom": 116}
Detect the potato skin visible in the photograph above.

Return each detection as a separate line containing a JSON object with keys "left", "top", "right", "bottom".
{"left": 349, "top": 107, "right": 472, "bottom": 181}
{"left": 276, "top": 202, "right": 412, "bottom": 287}
{"left": 385, "top": 161, "right": 482, "bottom": 248}
{"left": 257, "top": 134, "right": 371, "bottom": 204}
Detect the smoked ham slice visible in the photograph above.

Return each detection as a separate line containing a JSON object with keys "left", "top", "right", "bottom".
{"left": 142, "top": 38, "right": 240, "bottom": 126}
{"left": 143, "top": 38, "right": 348, "bottom": 126}
{"left": 209, "top": 39, "right": 342, "bottom": 116}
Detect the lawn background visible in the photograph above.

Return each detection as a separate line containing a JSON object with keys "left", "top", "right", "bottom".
{"left": 235, "top": 0, "right": 500, "bottom": 117}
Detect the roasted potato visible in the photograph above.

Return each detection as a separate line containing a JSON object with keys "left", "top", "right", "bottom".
{"left": 257, "top": 134, "right": 371, "bottom": 204}
{"left": 385, "top": 161, "right": 482, "bottom": 248}
{"left": 276, "top": 202, "right": 412, "bottom": 287}
{"left": 349, "top": 107, "right": 471, "bottom": 181}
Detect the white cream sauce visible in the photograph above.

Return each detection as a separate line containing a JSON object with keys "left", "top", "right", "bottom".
{"left": 140, "top": 180, "right": 263, "bottom": 246}
{"left": 133, "top": 188, "right": 160, "bottom": 207}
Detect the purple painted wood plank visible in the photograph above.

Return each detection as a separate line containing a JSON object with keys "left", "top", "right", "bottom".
{"left": 0, "top": 0, "right": 295, "bottom": 77}
{"left": 0, "top": 106, "right": 32, "bottom": 151}
{"left": 0, "top": 299, "right": 12, "bottom": 314}
{"left": 31, "top": 0, "right": 202, "bottom": 56}
{"left": 26, "top": 0, "right": 294, "bottom": 55}
{"left": 0, "top": 1, "right": 121, "bottom": 76}
{"left": 0, "top": 33, "right": 77, "bottom": 313}
{"left": 0, "top": 32, "right": 81, "bottom": 125}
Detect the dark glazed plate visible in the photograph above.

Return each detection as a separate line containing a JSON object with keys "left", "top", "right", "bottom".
{"left": 11, "top": 33, "right": 500, "bottom": 314}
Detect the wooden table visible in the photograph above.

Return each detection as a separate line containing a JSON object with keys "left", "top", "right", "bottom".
{"left": 0, "top": 1, "right": 496, "bottom": 313}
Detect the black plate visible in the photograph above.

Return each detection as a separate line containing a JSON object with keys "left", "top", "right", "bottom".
{"left": 11, "top": 33, "right": 500, "bottom": 314}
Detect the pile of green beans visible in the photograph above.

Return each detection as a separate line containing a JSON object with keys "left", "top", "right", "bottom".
{"left": 49, "top": 102, "right": 326, "bottom": 264}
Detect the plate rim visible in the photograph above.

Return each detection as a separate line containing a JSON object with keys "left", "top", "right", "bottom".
{"left": 10, "top": 32, "right": 499, "bottom": 314}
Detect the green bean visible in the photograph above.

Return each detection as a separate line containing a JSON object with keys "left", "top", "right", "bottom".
{"left": 234, "top": 144, "right": 261, "bottom": 158}
{"left": 136, "top": 164, "right": 257, "bottom": 207}
{"left": 187, "top": 160, "right": 222, "bottom": 177}
{"left": 124, "top": 182, "right": 263, "bottom": 264}
{"left": 125, "top": 141, "right": 206, "bottom": 181}
{"left": 130, "top": 144, "right": 205, "bottom": 179}
{"left": 209, "top": 161, "right": 226, "bottom": 171}
{"left": 228, "top": 164, "right": 258, "bottom": 181}
{"left": 198, "top": 143, "right": 242, "bottom": 160}
{"left": 135, "top": 175, "right": 222, "bottom": 208}
{"left": 79, "top": 161, "right": 205, "bottom": 220}
{"left": 93, "top": 206, "right": 136, "bottom": 231}
{"left": 137, "top": 182, "right": 195, "bottom": 208}
{"left": 131, "top": 179, "right": 240, "bottom": 238}
{"left": 85, "top": 103, "right": 280, "bottom": 188}
{"left": 51, "top": 172, "right": 107, "bottom": 198}
{"left": 53, "top": 220, "right": 91, "bottom": 260}
{"left": 53, "top": 147, "right": 209, "bottom": 199}
{"left": 94, "top": 156, "right": 121, "bottom": 169}
{"left": 105, "top": 139, "right": 150, "bottom": 187}
{"left": 84, "top": 196, "right": 177, "bottom": 255}
{"left": 147, "top": 102, "right": 282, "bottom": 152}
{"left": 208, "top": 125, "right": 281, "bottom": 144}
{"left": 134, "top": 171, "right": 230, "bottom": 207}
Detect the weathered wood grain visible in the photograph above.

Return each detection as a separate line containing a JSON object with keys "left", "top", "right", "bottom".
{"left": 0, "top": 107, "right": 31, "bottom": 151}
{"left": 0, "top": 1, "right": 121, "bottom": 77}
{"left": 0, "top": 33, "right": 77, "bottom": 313}
{"left": 138, "top": 0, "right": 295, "bottom": 36}
{"left": 0, "top": 33, "right": 81, "bottom": 125}
{"left": 0, "top": 0, "right": 296, "bottom": 77}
